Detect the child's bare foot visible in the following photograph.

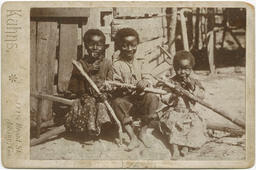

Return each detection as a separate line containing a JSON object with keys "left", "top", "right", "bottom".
{"left": 139, "top": 126, "right": 152, "bottom": 148}
{"left": 170, "top": 144, "right": 181, "bottom": 160}
{"left": 180, "top": 146, "right": 189, "bottom": 157}
{"left": 126, "top": 138, "right": 140, "bottom": 151}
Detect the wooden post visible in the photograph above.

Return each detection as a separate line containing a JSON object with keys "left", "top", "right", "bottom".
{"left": 207, "top": 8, "right": 216, "bottom": 74}
{"left": 180, "top": 9, "right": 190, "bottom": 51}
{"left": 166, "top": 8, "right": 177, "bottom": 56}
{"left": 36, "top": 97, "right": 43, "bottom": 138}
{"left": 195, "top": 8, "right": 200, "bottom": 50}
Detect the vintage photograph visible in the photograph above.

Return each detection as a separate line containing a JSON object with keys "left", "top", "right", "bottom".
{"left": 28, "top": 7, "right": 247, "bottom": 160}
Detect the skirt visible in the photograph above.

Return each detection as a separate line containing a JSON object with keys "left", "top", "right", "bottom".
{"left": 65, "top": 93, "right": 111, "bottom": 137}
{"left": 159, "top": 108, "right": 208, "bottom": 148}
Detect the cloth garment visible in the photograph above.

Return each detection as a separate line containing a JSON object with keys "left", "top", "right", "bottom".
{"left": 112, "top": 93, "right": 159, "bottom": 125}
{"left": 111, "top": 51, "right": 159, "bottom": 125}
{"left": 158, "top": 75, "right": 208, "bottom": 149}
{"left": 65, "top": 56, "right": 112, "bottom": 137}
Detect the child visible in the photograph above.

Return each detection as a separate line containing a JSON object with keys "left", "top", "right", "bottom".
{"left": 111, "top": 28, "right": 159, "bottom": 151}
{"left": 158, "top": 51, "right": 208, "bottom": 159}
{"left": 65, "top": 29, "right": 112, "bottom": 139}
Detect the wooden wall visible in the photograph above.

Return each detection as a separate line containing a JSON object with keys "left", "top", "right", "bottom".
{"left": 111, "top": 7, "right": 170, "bottom": 76}
{"left": 30, "top": 17, "right": 87, "bottom": 122}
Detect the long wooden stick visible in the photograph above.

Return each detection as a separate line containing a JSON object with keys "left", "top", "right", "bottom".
{"left": 155, "top": 77, "right": 245, "bottom": 130}
{"left": 72, "top": 60, "right": 123, "bottom": 145}
{"left": 105, "top": 80, "right": 167, "bottom": 95}
{"left": 31, "top": 93, "right": 75, "bottom": 106}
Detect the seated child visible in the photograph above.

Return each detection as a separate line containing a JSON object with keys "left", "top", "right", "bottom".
{"left": 158, "top": 51, "right": 208, "bottom": 159}
{"left": 111, "top": 28, "right": 159, "bottom": 151}
{"left": 65, "top": 29, "right": 112, "bottom": 140}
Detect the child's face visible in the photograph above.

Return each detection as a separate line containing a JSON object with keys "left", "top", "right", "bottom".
{"left": 86, "top": 34, "right": 105, "bottom": 60}
{"left": 120, "top": 35, "right": 138, "bottom": 60}
{"left": 175, "top": 59, "right": 192, "bottom": 80}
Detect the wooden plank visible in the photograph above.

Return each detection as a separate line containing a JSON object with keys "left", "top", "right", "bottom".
{"left": 36, "top": 21, "right": 58, "bottom": 121}
{"left": 31, "top": 8, "right": 90, "bottom": 17}
{"left": 58, "top": 23, "right": 78, "bottom": 92}
{"left": 30, "top": 21, "right": 38, "bottom": 114}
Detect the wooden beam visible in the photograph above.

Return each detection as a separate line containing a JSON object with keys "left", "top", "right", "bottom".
{"left": 31, "top": 8, "right": 90, "bottom": 18}
{"left": 31, "top": 93, "right": 75, "bottom": 106}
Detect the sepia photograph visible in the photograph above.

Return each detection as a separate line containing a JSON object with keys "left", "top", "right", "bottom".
{"left": 1, "top": 1, "right": 254, "bottom": 168}
{"left": 29, "top": 7, "right": 247, "bottom": 160}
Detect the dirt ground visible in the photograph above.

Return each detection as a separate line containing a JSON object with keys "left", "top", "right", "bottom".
{"left": 30, "top": 68, "right": 246, "bottom": 160}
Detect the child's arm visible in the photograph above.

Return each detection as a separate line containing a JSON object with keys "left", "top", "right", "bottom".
{"left": 186, "top": 78, "right": 205, "bottom": 100}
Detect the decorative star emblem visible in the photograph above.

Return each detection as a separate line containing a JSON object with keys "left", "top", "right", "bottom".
{"left": 9, "top": 74, "right": 17, "bottom": 83}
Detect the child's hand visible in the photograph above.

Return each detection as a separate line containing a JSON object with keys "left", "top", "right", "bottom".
{"left": 136, "top": 80, "right": 151, "bottom": 92}
{"left": 89, "top": 59, "right": 101, "bottom": 71}
{"left": 182, "top": 77, "right": 195, "bottom": 91}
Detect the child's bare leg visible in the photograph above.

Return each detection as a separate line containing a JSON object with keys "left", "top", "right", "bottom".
{"left": 124, "top": 124, "right": 140, "bottom": 151}
{"left": 180, "top": 146, "right": 189, "bottom": 157}
{"left": 139, "top": 125, "right": 152, "bottom": 148}
{"left": 170, "top": 144, "right": 180, "bottom": 159}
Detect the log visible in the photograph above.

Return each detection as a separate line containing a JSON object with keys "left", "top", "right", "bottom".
{"left": 207, "top": 123, "right": 244, "bottom": 137}
{"left": 31, "top": 125, "right": 65, "bottom": 146}
{"left": 31, "top": 93, "right": 75, "bottom": 106}
{"left": 31, "top": 119, "right": 55, "bottom": 129}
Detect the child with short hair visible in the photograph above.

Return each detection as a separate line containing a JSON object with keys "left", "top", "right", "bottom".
{"left": 158, "top": 50, "right": 208, "bottom": 159}
{"left": 65, "top": 29, "right": 112, "bottom": 139}
{"left": 111, "top": 28, "right": 159, "bottom": 151}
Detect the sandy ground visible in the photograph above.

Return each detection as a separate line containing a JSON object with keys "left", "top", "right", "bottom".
{"left": 30, "top": 69, "right": 246, "bottom": 160}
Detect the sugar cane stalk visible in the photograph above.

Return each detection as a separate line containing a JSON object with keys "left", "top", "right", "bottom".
{"left": 72, "top": 60, "right": 123, "bottom": 145}
{"left": 155, "top": 77, "right": 245, "bottom": 130}
{"left": 105, "top": 80, "right": 167, "bottom": 95}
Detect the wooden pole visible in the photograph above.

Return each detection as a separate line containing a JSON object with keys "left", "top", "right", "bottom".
{"left": 166, "top": 8, "right": 177, "bottom": 56}
{"left": 207, "top": 8, "right": 216, "bottom": 74}
{"left": 105, "top": 80, "right": 167, "bottom": 95}
{"left": 180, "top": 9, "right": 190, "bottom": 51}
{"left": 195, "top": 8, "right": 200, "bottom": 50}
{"left": 72, "top": 60, "right": 123, "bottom": 145}
{"left": 155, "top": 77, "right": 245, "bottom": 130}
{"left": 31, "top": 93, "right": 75, "bottom": 106}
